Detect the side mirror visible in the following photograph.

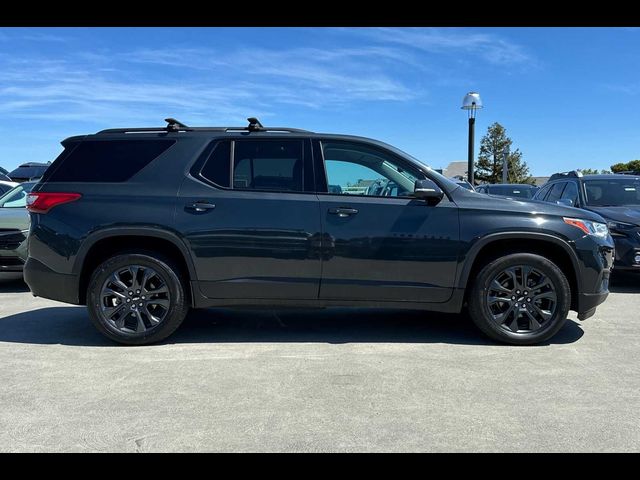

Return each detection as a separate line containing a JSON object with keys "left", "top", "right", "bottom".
{"left": 414, "top": 179, "right": 444, "bottom": 204}
{"left": 556, "top": 198, "right": 573, "bottom": 207}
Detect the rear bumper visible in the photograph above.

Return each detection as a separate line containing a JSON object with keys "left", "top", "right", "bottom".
{"left": 23, "top": 257, "right": 80, "bottom": 304}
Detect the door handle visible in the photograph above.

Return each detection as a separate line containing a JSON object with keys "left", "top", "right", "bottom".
{"left": 328, "top": 207, "right": 358, "bottom": 217}
{"left": 187, "top": 201, "right": 216, "bottom": 212}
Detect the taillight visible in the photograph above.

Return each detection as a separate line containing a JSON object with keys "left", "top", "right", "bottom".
{"left": 26, "top": 192, "right": 81, "bottom": 214}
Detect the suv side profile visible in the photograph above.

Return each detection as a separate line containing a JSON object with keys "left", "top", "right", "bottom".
{"left": 533, "top": 170, "right": 640, "bottom": 271}
{"left": 24, "top": 119, "right": 614, "bottom": 345}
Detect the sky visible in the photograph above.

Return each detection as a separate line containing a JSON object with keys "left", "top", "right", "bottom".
{"left": 0, "top": 27, "right": 638, "bottom": 175}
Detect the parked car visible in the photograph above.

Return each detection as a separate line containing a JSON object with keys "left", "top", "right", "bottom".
{"left": 0, "top": 166, "right": 12, "bottom": 182}
{"left": 0, "top": 181, "right": 36, "bottom": 272}
{"left": 24, "top": 118, "right": 613, "bottom": 346}
{"left": 533, "top": 170, "right": 640, "bottom": 271}
{"left": 476, "top": 183, "right": 539, "bottom": 199}
{"left": 0, "top": 180, "right": 18, "bottom": 196}
{"left": 8, "top": 162, "right": 50, "bottom": 182}
{"left": 450, "top": 177, "right": 476, "bottom": 191}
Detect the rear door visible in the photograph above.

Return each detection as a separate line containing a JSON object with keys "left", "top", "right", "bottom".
{"left": 175, "top": 137, "right": 322, "bottom": 300}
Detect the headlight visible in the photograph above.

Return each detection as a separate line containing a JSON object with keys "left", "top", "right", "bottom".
{"left": 563, "top": 217, "right": 609, "bottom": 238}
{"left": 607, "top": 221, "right": 636, "bottom": 231}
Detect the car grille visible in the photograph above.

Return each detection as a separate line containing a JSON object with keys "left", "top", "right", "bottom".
{"left": 0, "top": 229, "right": 26, "bottom": 251}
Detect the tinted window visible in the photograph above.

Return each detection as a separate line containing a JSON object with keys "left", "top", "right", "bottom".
{"left": 535, "top": 184, "right": 552, "bottom": 200}
{"left": 546, "top": 183, "right": 566, "bottom": 202}
{"left": 0, "top": 184, "right": 13, "bottom": 195}
{"left": 584, "top": 179, "right": 640, "bottom": 206}
{"left": 321, "top": 141, "right": 418, "bottom": 197}
{"left": 9, "top": 165, "right": 49, "bottom": 180}
{"left": 233, "top": 140, "right": 303, "bottom": 192}
{"left": 560, "top": 181, "right": 579, "bottom": 206}
{"left": 199, "top": 141, "right": 231, "bottom": 188}
{"left": 488, "top": 185, "right": 536, "bottom": 198}
{"left": 46, "top": 140, "right": 175, "bottom": 182}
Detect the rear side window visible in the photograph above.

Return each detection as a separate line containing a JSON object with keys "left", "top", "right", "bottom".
{"left": 198, "top": 141, "right": 231, "bottom": 188}
{"left": 45, "top": 140, "right": 175, "bottom": 182}
{"left": 233, "top": 140, "right": 303, "bottom": 192}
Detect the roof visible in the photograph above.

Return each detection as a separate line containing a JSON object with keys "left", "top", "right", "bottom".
{"left": 17, "top": 162, "right": 50, "bottom": 167}
{"left": 549, "top": 174, "right": 640, "bottom": 182}
{"left": 485, "top": 183, "right": 538, "bottom": 188}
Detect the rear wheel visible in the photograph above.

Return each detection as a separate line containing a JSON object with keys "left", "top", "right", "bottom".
{"left": 468, "top": 253, "right": 571, "bottom": 345}
{"left": 87, "top": 252, "right": 189, "bottom": 345}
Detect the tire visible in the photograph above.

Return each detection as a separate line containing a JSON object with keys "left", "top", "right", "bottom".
{"left": 468, "top": 253, "right": 571, "bottom": 345}
{"left": 87, "top": 252, "right": 189, "bottom": 345}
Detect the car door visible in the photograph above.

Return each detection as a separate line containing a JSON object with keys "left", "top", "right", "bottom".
{"left": 314, "top": 139, "right": 460, "bottom": 303}
{"left": 175, "top": 137, "right": 322, "bottom": 300}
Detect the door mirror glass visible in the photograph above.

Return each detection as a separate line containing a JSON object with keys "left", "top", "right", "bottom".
{"left": 414, "top": 179, "right": 444, "bottom": 204}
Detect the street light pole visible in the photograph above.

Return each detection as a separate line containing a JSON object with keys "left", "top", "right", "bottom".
{"left": 468, "top": 116, "right": 475, "bottom": 185}
{"left": 461, "top": 92, "right": 483, "bottom": 186}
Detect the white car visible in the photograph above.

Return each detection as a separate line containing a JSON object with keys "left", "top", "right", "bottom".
{"left": 0, "top": 180, "right": 18, "bottom": 197}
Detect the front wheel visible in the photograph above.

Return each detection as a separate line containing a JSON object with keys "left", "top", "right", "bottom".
{"left": 468, "top": 253, "right": 571, "bottom": 345}
{"left": 87, "top": 252, "right": 189, "bottom": 345}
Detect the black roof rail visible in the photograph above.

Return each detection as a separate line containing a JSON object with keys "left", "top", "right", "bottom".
{"left": 615, "top": 170, "right": 640, "bottom": 176}
{"left": 548, "top": 170, "right": 583, "bottom": 182}
{"left": 97, "top": 117, "right": 313, "bottom": 135}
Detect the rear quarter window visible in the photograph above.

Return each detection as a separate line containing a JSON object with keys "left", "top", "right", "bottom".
{"left": 44, "top": 139, "right": 176, "bottom": 182}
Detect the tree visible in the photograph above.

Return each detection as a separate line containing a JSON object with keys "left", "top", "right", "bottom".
{"left": 474, "top": 122, "right": 533, "bottom": 185}
{"left": 611, "top": 160, "right": 640, "bottom": 173}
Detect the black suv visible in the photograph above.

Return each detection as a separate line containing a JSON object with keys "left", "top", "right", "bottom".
{"left": 533, "top": 170, "right": 640, "bottom": 271}
{"left": 24, "top": 118, "right": 614, "bottom": 345}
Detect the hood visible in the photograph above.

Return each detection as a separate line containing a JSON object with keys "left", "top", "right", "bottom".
{"left": 453, "top": 187, "right": 607, "bottom": 222}
{"left": 586, "top": 206, "right": 640, "bottom": 226}
{"left": 0, "top": 207, "right": 30, "bottom": 230}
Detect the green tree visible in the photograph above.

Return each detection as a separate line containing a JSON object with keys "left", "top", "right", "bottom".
{"left": 611, "top": 160, "right": 640, "bottom": 173}
{"left": 579, "top": 168, "right": 611, "bottom": 175}
{"left": 474, "top": 122, "right": 533, "bottom": 185}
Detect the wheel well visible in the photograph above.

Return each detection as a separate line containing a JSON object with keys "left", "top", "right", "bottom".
{"left": 78, "top": 236, "right": 193, "bottom": 306}
{"left": 465, "top": 239, "right": 579, "bottom": 310}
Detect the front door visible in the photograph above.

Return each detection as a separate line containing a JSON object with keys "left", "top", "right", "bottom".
{"left": 316, "top": 140, "right": 459, "bottom": 303}
{"left": 175, "top": 137, "right": 322, "bottom": 300}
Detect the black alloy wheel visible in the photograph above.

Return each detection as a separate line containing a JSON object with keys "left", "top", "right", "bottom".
{"left": 468, "top": 253, "right": 571, "bottom": 345}
{"left": 87, "top": 252, "right": 189, "bottom": 345}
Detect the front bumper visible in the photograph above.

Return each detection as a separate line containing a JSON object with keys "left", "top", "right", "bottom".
{"left": 611, "top": 233, "right": 640, "bottom": 270}
{"left": 23, "top": 256, "right": 80, "bottom": 304}
{"left": 0, "top": 256, "right": 25, "bottom": 272}
{"left": 573, "top": 234, "right": 614, "bottom": 319}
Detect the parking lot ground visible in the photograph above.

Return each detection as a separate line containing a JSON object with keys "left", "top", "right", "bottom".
{"left": 0, "top": 272, "right": 639, "bottom": 452}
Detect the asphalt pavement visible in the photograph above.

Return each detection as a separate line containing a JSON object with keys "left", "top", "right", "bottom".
{"left": 0, "top": 271, "right": 638, "bottom": 452}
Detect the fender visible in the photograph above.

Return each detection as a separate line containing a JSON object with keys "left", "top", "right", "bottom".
{"left": 456, "top": 231, "right": 582, "bottom": 291}
{"left": 72, "top": 225, "right": 198, "bottom": 280}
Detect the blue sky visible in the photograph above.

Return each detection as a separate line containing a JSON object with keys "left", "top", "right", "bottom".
{"left": 0, "top": 27, "right": 638, "bottom": 175}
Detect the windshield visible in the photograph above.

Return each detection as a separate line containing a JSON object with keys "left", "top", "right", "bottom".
{"left": 584, "top": 179, "right": 640, "bottom": 206}
{"left": 8, "top": 165, "right": 48, "bottom": 180}
{"left": 489, "top": 185, "right": 536, "bottom": 198}
{"left": 0, "top": 182, "right": 35, "bottom": 208}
